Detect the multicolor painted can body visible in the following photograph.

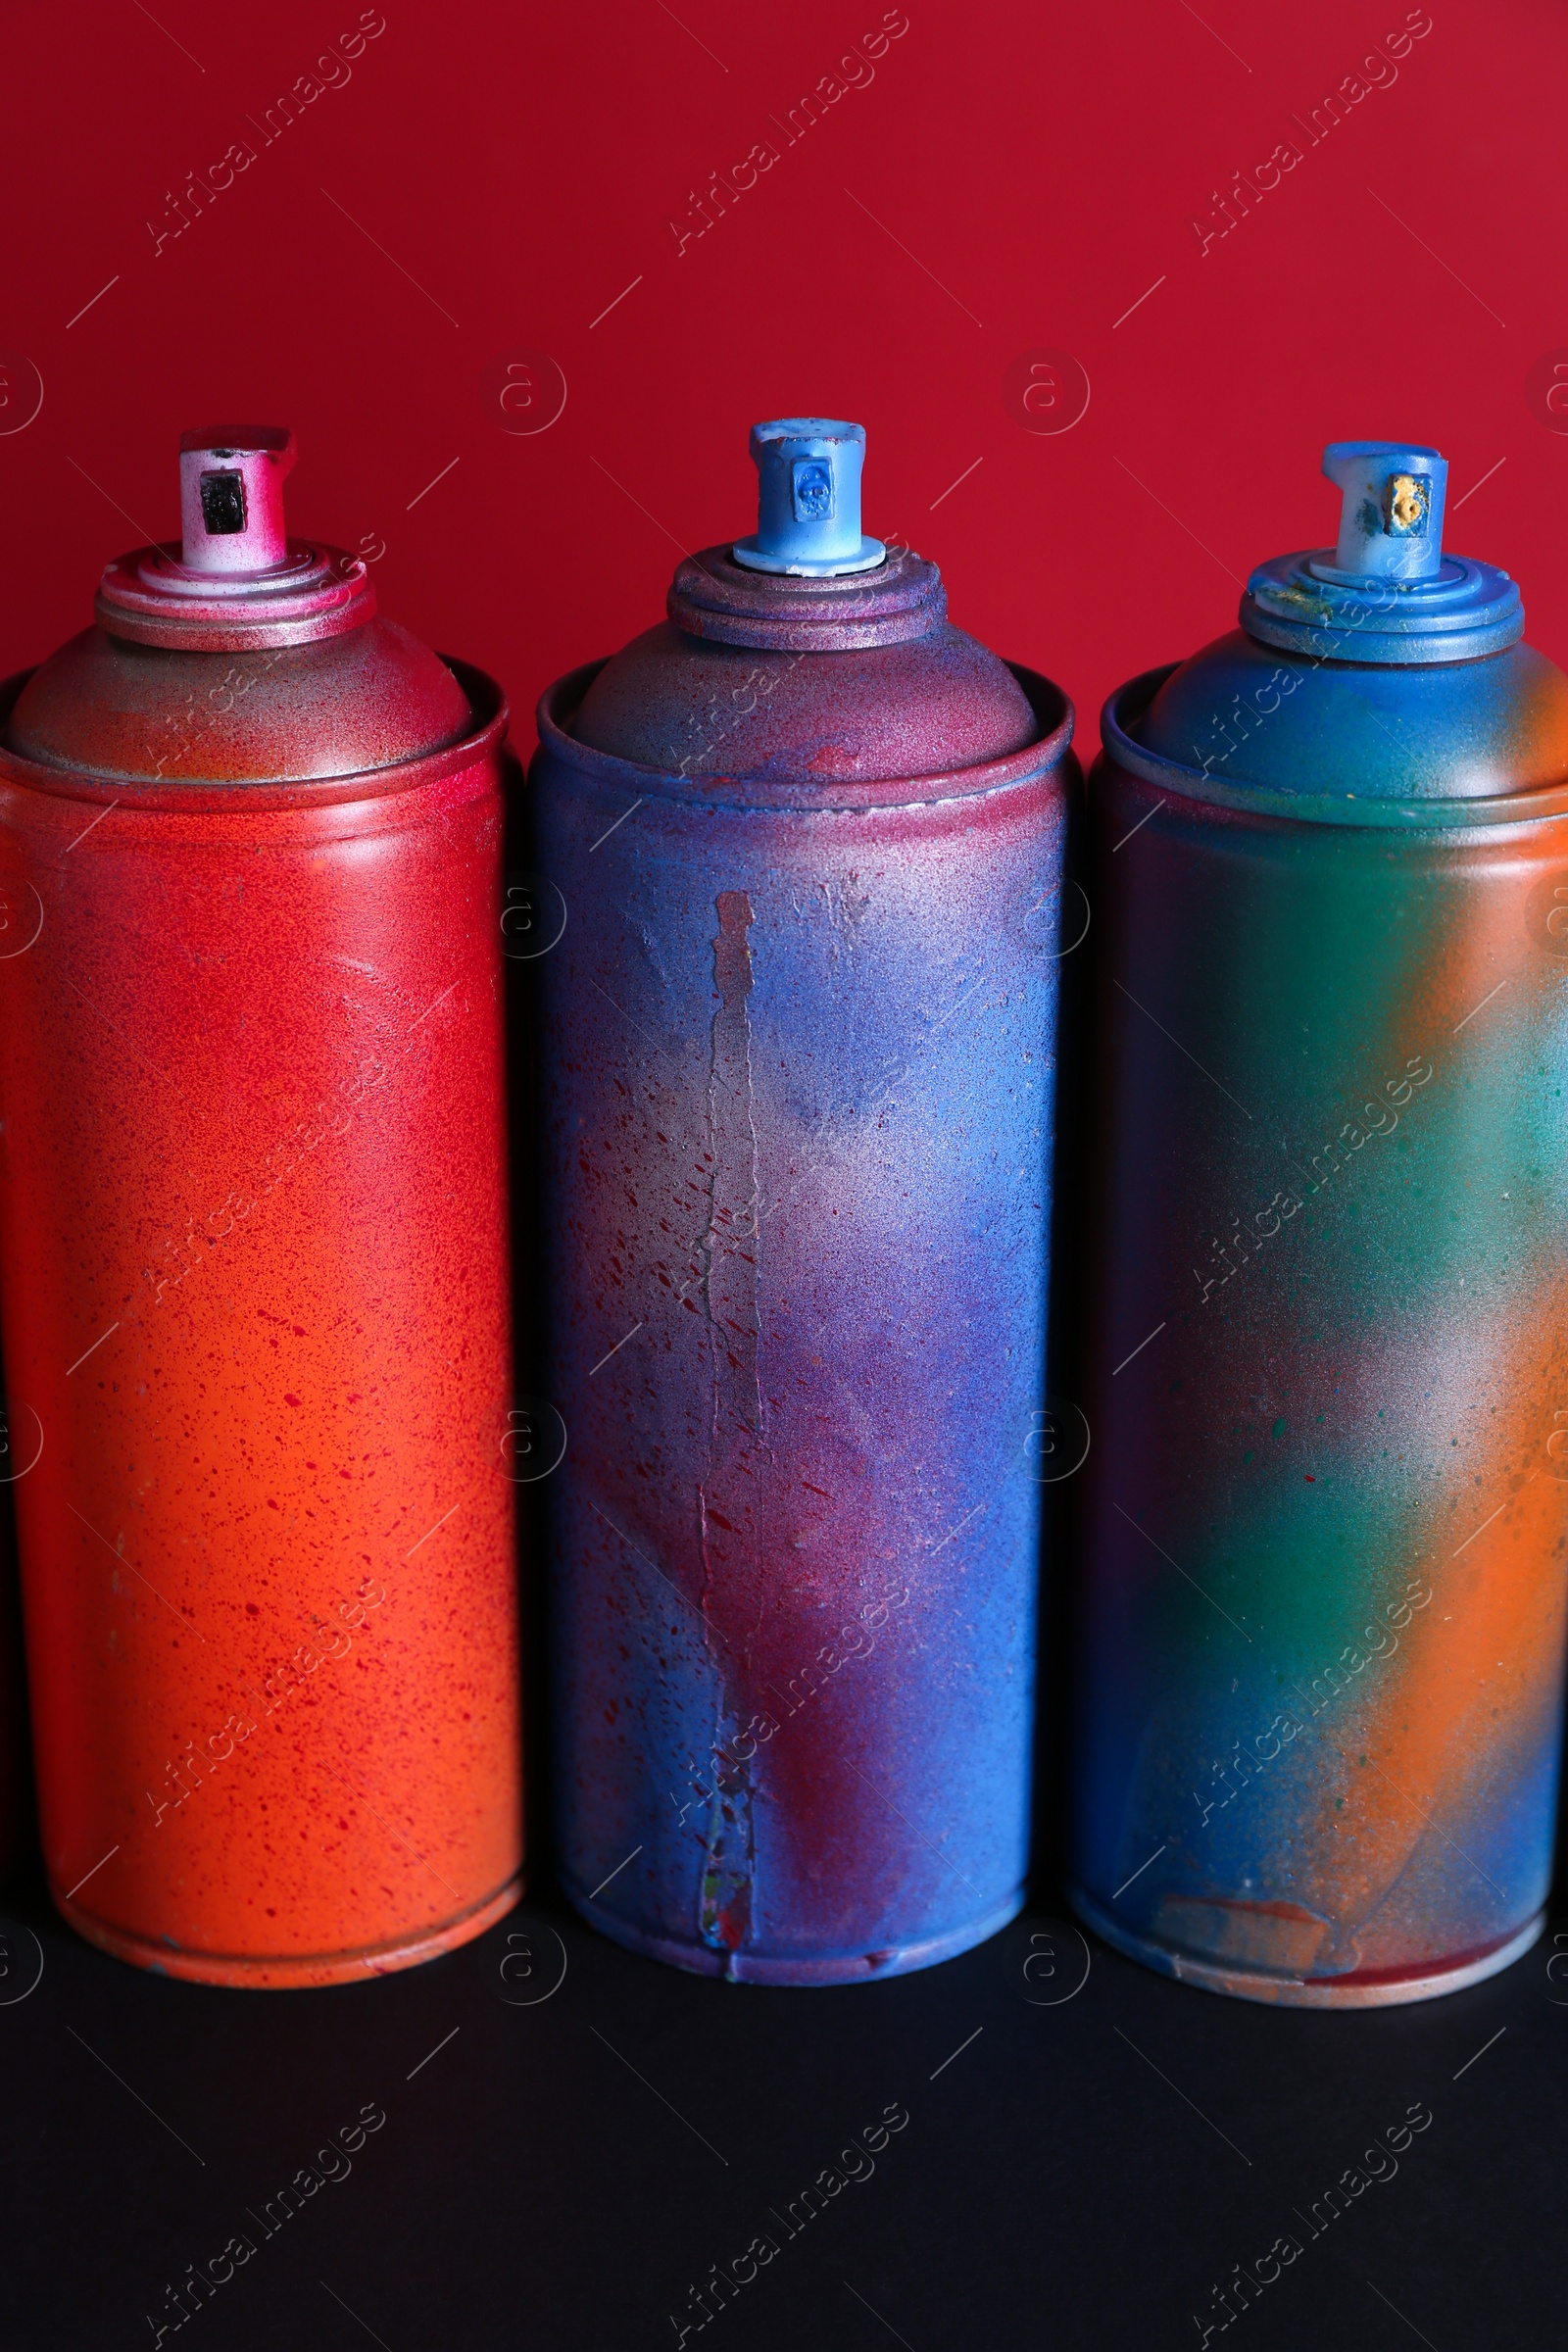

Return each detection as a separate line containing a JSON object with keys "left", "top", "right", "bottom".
{"left": 1069, "top": 440, "right": 1568, "bottom": 2005}
{"left": 0, "top": 428, "right": 522, "bottom": 1984}
{"left": 532, "top": 421, "right": 1075, "bottom": 1980}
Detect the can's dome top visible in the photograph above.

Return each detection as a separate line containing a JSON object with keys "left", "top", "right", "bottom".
{"left": 1116, "top": 438, "right": 1568, "bottom": 809}
{"left": 5, "top": 426, "right": 473, "bottom": 785}
{"left": 568, "top": 415, "right": 1051, "bottom": 785}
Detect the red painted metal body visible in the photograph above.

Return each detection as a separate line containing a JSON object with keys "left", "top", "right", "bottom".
{"left": 0, "top": 429, "right": 521, "bottom": 1984}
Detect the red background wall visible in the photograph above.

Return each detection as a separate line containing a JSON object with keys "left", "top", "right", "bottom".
{"left": 1, "top": 0, "right": 1562, "bottom": 753}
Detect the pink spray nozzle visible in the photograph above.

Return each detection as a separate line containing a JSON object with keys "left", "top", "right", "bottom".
{"left": 178, "top": 425, "right": 297, "bottom": 573}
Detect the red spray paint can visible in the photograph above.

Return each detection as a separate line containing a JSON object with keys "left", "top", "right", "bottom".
{"left": 0, "top": 427, "right": 522, "bottom": 1984}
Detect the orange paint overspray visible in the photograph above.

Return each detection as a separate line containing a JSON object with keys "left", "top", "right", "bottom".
{"left": 1283, "top": 858, "right": 1568, "bottom": 1964}
{"left": 0, "top": 428, "right": 522, "bottom": 1984}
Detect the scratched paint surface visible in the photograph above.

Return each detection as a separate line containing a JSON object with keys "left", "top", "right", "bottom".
{"left": 1068, "top": 647, "right": 1568, "bottom": 2005}
{"left": 532, "top": 561, "right": 1075, "bottom": 1981}
{"left": 0, "top": 660, "right": 522, "bottom": 1986}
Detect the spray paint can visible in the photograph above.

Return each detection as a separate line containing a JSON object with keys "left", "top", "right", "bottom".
{"left": 0, "top": 426, "right": 522, "bottom": 1984}
{"left": 1069, "top": 439, "right": 1568, "bottom": 2005}
{"left": 531, "top": 418, "right": 1076, "bottom": 1980}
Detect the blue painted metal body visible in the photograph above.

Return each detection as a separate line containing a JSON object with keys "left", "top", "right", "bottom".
{"left": 529, "top": 421, "right": 1076, "bottom": 1981}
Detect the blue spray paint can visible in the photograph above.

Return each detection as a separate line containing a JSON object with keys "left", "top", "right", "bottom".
{"left": 530, "top": 419, "right": 1076, "bottom": 1979}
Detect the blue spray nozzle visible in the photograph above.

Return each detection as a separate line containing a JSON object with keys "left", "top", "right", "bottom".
{"left": 732, "top": 417, "right": 886, "bottom": 576}
{"left": 1313, "top": 440, "right": 1448, "bottom": 585}
{"left": 1244, "top": 434, "right": 1520, "bottom": 663}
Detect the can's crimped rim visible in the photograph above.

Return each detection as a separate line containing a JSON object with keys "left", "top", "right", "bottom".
{"left": 1242, "top": 547, "right": 1524, "bottom": 665}
{"left": 1101, "top": 663, "right": 1568, "bottom": 833}
{"left": 0, "top": 659, "right": 509, "bottom": 812}
{"left": 96, "top": 535, "right": 376, "bottom": 652}
{"left": 532, "top": 658, "right": 1076, "bottom": 815}
{"left": 669, "top": 539, "right": 945, "bottom": 650}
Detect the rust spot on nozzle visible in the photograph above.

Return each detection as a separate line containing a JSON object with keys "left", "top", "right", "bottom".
{"left": 1387, "top": 473, "right": 1428, "bottom": 533}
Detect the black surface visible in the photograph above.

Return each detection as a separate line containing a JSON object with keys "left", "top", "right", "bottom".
{"left": 3, "top": 1852, "right": 1563, "bottom": 2349}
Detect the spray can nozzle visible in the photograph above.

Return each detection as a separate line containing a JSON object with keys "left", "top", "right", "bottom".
{"left": 733, "top": 418, "right": 885, "bottom": 577}
{"left": 95, "top": 425, "right": 373, "bottom": 649}
{"left": 178, "top": 425, "right": 297, "bottom": 574}
{"left": 1312, "top": 440, "right": 1447, "bottom": 586}
{"left": 1244, "top": 435, "right": 1519, "bottom": 662}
